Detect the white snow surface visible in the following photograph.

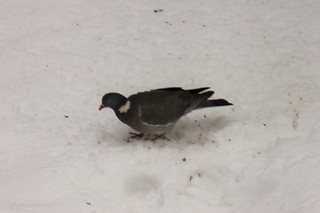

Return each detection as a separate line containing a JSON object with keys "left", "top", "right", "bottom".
{"left": 1, "top": 0, "right": 320, "bottom": 212}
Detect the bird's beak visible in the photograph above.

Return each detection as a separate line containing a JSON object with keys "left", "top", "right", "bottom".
{"left": 98, "top": 104, "right": 104, "bottom": 111}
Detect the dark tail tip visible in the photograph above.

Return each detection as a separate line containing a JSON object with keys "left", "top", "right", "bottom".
{"left": 212, "top": 99, "right": 233, "bottom": 106}
{"left": 196, "top": 99, "right": 233, "bottom": 109}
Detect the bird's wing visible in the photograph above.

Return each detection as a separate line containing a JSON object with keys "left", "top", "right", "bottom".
{"left": 152, "top": 87, "right": 211, "bottom": 94}
{"left": 152, "top": 87, "right": 183, "bottom": 92}
{"left": 129, "top": 91, "right": 186, "bottom": 126}
{"left": 129, "top": 90, "right": 212, "bottom": 126}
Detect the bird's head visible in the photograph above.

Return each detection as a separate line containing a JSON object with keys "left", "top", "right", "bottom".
{"left": 99, "top": 93, "right": 128, "bottom": 112}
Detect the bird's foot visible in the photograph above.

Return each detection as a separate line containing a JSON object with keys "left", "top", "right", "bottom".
{"left": 129, "top": 132, "right": 144, "bottom": 138}
{"left": 127, "top": 132, "right": 170, "bottom": 142}
{"left": 125, "top": 132, "right": 144, "bottom": 142}
{"left": 151, "top": 133, "right": 171, "bottom": 142}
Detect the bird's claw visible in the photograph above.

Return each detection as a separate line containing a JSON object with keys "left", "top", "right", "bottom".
{"left": 127, "top": 132, "right": 170, "bottom": 142}
{"left": 129, "top": 132, "right": 145, "bottom": 138}
{"left": 151, "top": 133, "right": 171, "bottom": 141}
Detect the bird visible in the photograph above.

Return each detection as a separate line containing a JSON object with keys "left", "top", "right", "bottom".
{"left": 99, "top": 87, "right": 232, "bottom": 136}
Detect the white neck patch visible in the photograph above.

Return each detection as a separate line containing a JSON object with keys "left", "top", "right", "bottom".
{"left": 118, "top": 101, "right": 131, "bottom": 113}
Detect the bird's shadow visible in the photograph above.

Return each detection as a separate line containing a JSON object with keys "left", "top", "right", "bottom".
{"left": 97, "top": 115, "right": 232, "bottom": 148}
{"left": 119, "top": 115, "right": 232, "bottom": 147}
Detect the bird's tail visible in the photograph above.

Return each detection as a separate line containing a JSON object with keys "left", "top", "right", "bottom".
{"left": 195, "top": 99, "right": 233, "bottom": 109}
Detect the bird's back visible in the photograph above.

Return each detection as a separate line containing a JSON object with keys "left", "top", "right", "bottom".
{"left": 128, "top": 89, "right": 213, "bottom": 126}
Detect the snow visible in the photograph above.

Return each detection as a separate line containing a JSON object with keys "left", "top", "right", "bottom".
{"left": 1, "top": 0, "right": 320, "bottom": 212}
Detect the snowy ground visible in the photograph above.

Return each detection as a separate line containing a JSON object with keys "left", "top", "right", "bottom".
{"left": 1, "top": 0, "right": 320, "bottom": 212}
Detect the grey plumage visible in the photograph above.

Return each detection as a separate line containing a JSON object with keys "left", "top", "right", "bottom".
{"left": 99, "top": 87, "right": 232, "bottom": 134}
